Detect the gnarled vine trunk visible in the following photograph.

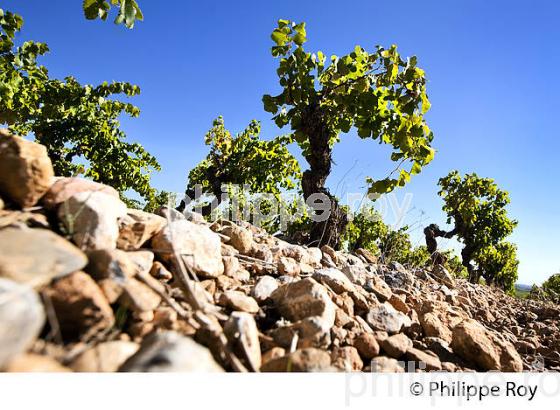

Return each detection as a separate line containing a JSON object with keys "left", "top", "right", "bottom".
{"left": 177, "top": 165, "right": 222, "bottom": 217}
{"left": 300, "top": 104, "right": 348, "bottom": 249}
{"left": 423, "top": 220, "right": 481, "bottom": 284}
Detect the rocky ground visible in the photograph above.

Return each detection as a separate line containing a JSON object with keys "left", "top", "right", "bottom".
{"left": 1, "top": 128, "right": 559, "bottom": 372}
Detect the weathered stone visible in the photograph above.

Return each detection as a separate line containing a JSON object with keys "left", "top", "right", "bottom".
{"left": 306, "top": 247, "right": 323, "bottom": 267}
{"left": 0, "top": 227, "right": 87, "bottom": 287}
{"left": 221, "top": 224, "right": 253, "bottom": 254}
{"left": 5, "top": 354, "right": 70, "bottom": 372}
{"left": 44, "top": 272, "right": 115, "bottom": 339}
{"left": 281, "top": 244, "right": 308, "bottom": 263}
{"left": 0, "top": 130, "right": 54, "bottom": 208}
{"left": 365, "top": 275, "right": 393, "bottom": 302}
{"left": 331, "top": 346, "right": 363, "bottom": 371}
{"left": 383, "top": 264, "right": 415, "bottom": 289}
{"left": 366, "top": 302, "right": 412, "bottom": 334}
{"left": 405, "top": 348, "right": 442, "bottom": 371}
{"left": 119, "top": 331, "right": 224, "bottom": 372}
{"left": 86, "top": 248, "right": 142, "bottom": 280}
{"left": 271, "top": 278, "right": 335, "bottom": 324}
{"left": 152, "top": 220, "right": 224, "bottom": 278}
{"left": 97, "top": 278, "right": 123, "bottom": 303}
{"left": 353, "top": 332, "right": 380, "bottom": 360}
{"left": 0, "top": 279, "right": 45, "bottom": 369}
{"left": 119, "top": 278, "right": 162, "bottom": 312}
{"left": 321, "top": 245, "right": 338, "bottom": 264}
{"left": 58, "top": 191, "right": 127, "bottom": 250}
{"left": 420, "top": 312, "right": 452, "bottom": 342}
{"left": 260, "top": 348, "right": 331, "bottom": 372}
{"left": 156, "top": 206, "right": 186, "bottom": 222}
{"left": 370, "top": 356, "right": 405, "bottom": 373}
{"left": 42, "top": 177, "right": 119, "bottom": 210}
{"left": 250, "top": 243, "right": 273, "bottom": 263}
{"left": 388, "top": 293, "right": 409, "bottom": 313}
{"left": 451, "top": 319, "right": 523, "bottom": 371}
{"left": 153, "top": 306, "right": 178, "bottom": 329}
{"left": 262, "top": 347, "right": 286, "bottom": 364}
{"left": 149, "top": 261, "right": 173, "bottom": 281}
{"left": 71, "top": 341, "right": 139, "bottom": 372}
{"left": 342, "top": 264, "right": 370, "bottom": 286}
{"left": 355, "top": 248, "right": 378, "bottom": 264}
{"left": 432, "top": 265, "right": 455, "bottom": 288}
{"left": 222, "top": 255, "right": 240, "bottom": 278}
{"left": 313, "top": 268, "right": 356, "bottom": 293}
{"left": 278, "top": 256, "right": 300, "bottom": 276}
{"left": 270, "top": 278, "right": 336, "bottom": 349}
{"left": 224, "top": 312, "right": 261, "bottom": 371}
{"left": 494, "top": 336, "right": 525, "bottom": 372}
{"left": 0, "top": 208, "right": 50, "bottom": 229}
{"left": 381, "top": 333, "right": 413, "bottom": 358}
{"left": 251, "top": 275, "right": 278, "bottom": 303}
{"left": 218, "top": 291, "right": 259, "bottom": 313}
{"left": 215, "top": 275, "right": 237, "bottom": 291}
{"left": 117, "top": 209, "right": 166, "bottom": 250}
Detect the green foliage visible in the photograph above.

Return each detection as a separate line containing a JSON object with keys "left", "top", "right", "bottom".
{"left": 0, "top": 8, "right": 160, "bottom": 203}
{"left": 406, "top": 245, "right": 431, "bottom": 268}
{"left": 380, "top": 227, "right": 414, "bottom": 264}
{"left": 440, "top": 249, "right": 468, "bottom": 278}
{"left": 83, "top": 0, "right": 143, "bottom": 28}
{"left": 476, "top": 241, "right": 519, "bottom": 294}
{"left": 207, "top": 186, "right": 309, "bottom": 235}
{"left": 343, "top": 205, "right": 416, "bottom": 265}
{"left": 343, "top": 206, "right": 388, "bottom": 254}
{"left": 345, "top": 205, "right": 468, "bottom": 276}
{"left": 438, "top": 170, "right": 518, "bottom": 288}
{"left": 542, "top": 273, "right": 560, "bottom": 301}
{"left": 263, "top": 20, "right": 435, "bottom": 195}
{"left": 531, "top": 273, "right": 560, "bottom": 303}
{"left": 123, "top": 190, "right": 176, "bottom": 213}
{"left": 186, "top": 116, "right": 301, "bottom": 202}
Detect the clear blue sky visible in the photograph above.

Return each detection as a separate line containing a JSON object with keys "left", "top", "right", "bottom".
{"left": 6, "top": 0, "right": 560, "bottom": 284}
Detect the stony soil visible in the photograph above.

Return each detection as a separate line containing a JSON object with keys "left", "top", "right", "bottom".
{"left": 1, "top": 128, "right": 559, "bottom": 372}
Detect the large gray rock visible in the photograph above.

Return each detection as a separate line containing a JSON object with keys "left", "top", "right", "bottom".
{"left": 341, "top": 264, "right": 371, "bottom": 286}
{"left": 221, "top": 224, "right": 253, "bottom": 254}
{"left": 0, "top": 130, "right": 54, "bottom": 208}
{"left": 58, "top": 191, "right": 127, "bottom": 250}
{"left": 381, "top": 333, "right": 413, "bottom": 358}
{"left": 270, "top": 278, "right": 336, "bottom": 348}
{"left": 119, "top": 331, "right": 224, "bottom": 372}
{"left": 382, "top": 263, "right": 415, "bottom": 289}
{"left": 0, "top": 227, "right": 87, "bottom": 287}
{"left": 117, "top": 209, "right": 166, "bottom": 250}
{"left": 42, "top": 177, "right": 119, "bottom": 210}
{"left": 366, "top": 302, "right": 412, "bottom": 334}
{"left": 432, "top": 265, "right": 455, "bottom": 288}
{"left": 251, "top": 275, "right": 278, "bottom": 303}
{"left": 451, "top": 319, "right": 523, "bottom": 371}
{"left": 0, "top": 278, "right": 45, "bottom": 369}
{"left": 313, "top": 268, "right": 356, "bottom": 293}
{"left": 152, "top": 220, "right": 224, "bottom": 278}
{"left": 217, "top": 291, "right": 259, "bottom": 313}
